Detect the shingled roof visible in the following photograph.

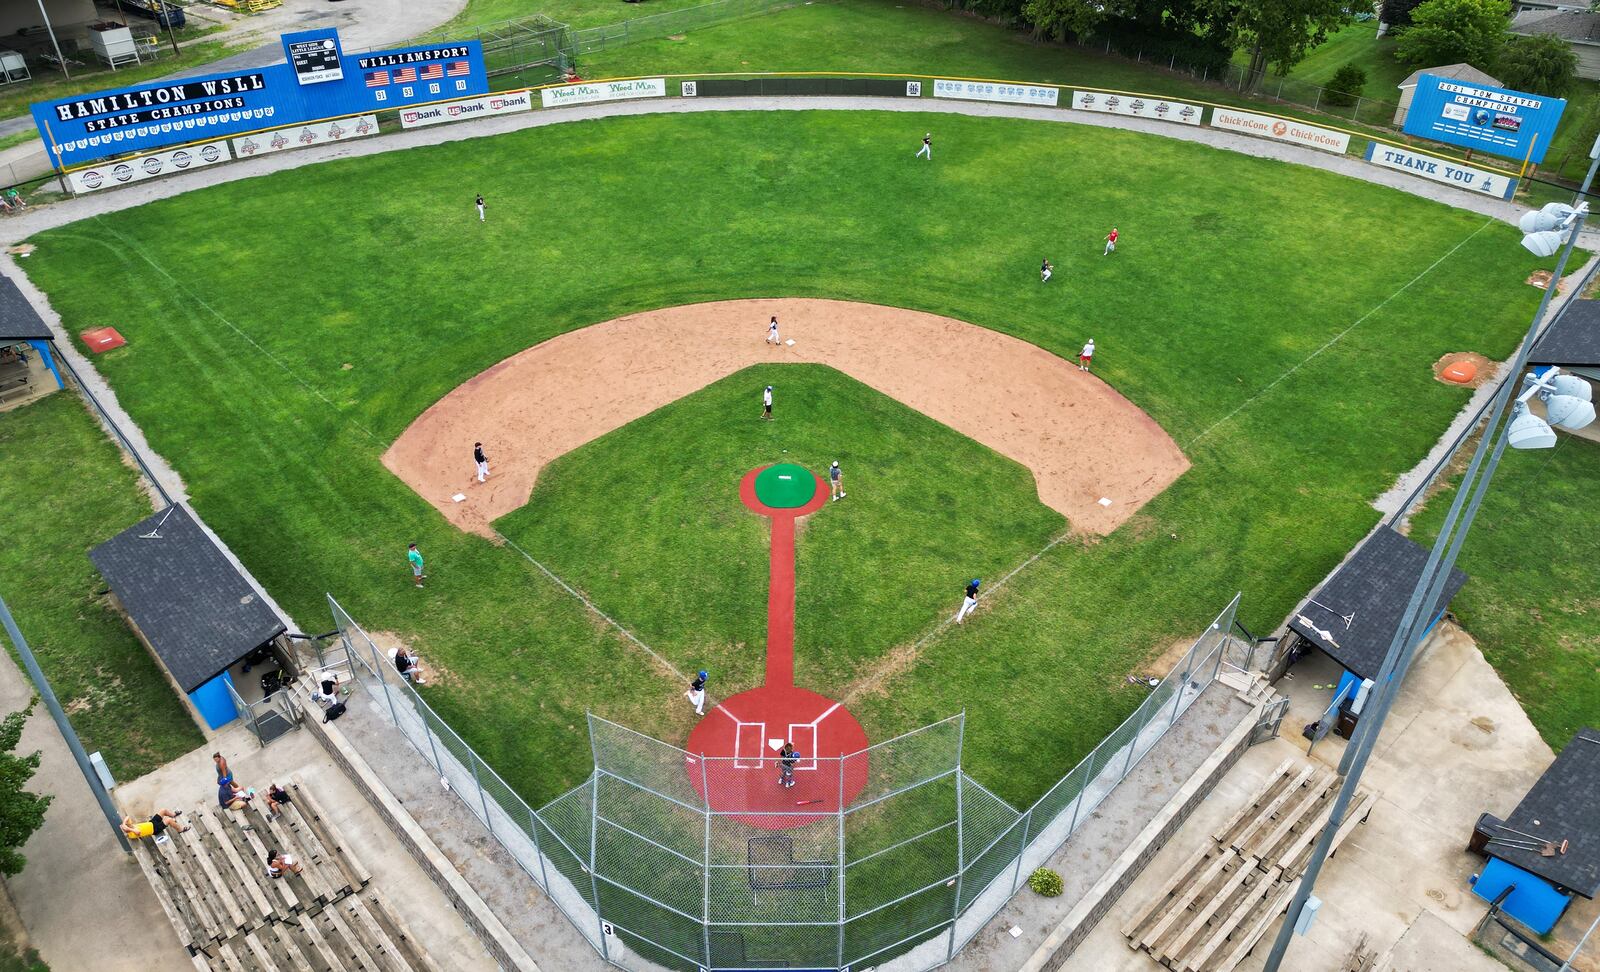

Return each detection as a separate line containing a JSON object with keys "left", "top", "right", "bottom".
{"left": 1288, "top": 528, "right": 1468, "bottom": 682}
{"left": 90, "top": 505, "right": 284, "bottom": 693}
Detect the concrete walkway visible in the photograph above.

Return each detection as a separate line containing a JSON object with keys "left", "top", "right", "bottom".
{"left": 2, "top": 93, "right": 1587, "bottom": 248}
{"left": 0, "top": 626, "right": 192, "bottom": 971}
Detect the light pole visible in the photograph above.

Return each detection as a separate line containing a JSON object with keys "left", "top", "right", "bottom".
{"left": 1262, "top": 139, "right": 1600, "bottom": 972}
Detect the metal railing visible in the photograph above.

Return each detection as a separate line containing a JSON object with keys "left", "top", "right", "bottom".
{"left": 327, "top": 591, "right": 1243, "bottom": 971}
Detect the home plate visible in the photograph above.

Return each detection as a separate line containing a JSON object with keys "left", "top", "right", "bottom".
{"left": 451, "top": 493, "right": 467, "bottom": 503}
{"left": 1098, "top": 497, "right": 1113, "bottom": 507}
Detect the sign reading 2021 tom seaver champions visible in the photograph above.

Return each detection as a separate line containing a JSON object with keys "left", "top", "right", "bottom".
{"left": 1072, "top": 90, "right": 1201, "bottom": 126}
{"left": 1209, "top": 108, "right": 1349, "bottom": 154}
{"left": 933, "top": 79, "right": 1058, "bottom": 107}
{"left": 540, "top": 78, "right": 666, "bottom": 108}
{"left": 1363, "top": 143, "right": 1517, "bottom": 200}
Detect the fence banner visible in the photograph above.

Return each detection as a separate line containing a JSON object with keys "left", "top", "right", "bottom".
{"left": 232, "top": 114, "right": 378, "bottom": 157}
{"left": 68, "top": 140, "right": 231, "bottom": 194}
{"left": 399, "top": 90, "right": 532, "bottom": 128}
{"left": 1363, "top": 143, "right": 1517, "bottom": 200}
{"left": 1071, "top": 90, "right": 1201, "bottom": 126}
{"left": 933, "top": 79, "right": 1058, "bottom": 107}
{"left": 1209, "top": 108, "right": 1349, "bottom": 154}
{"left": 540, "top": 77, "right": 666, "bottom": 108}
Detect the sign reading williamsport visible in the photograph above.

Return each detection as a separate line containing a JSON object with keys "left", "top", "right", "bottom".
{"left": 1363, "top": 143, "right": 1517, "bottom": 200}
{"left": 1209, "top": 108, "right": 1350, "bottom": 154}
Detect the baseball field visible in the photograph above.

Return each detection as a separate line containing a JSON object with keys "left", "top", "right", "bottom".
{"left": 19, "top": 108, "right": 1548, "bottom": 809}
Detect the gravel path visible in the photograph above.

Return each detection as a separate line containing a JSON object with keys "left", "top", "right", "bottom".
{"left": 1, "top": 94, "right": 1582, "bottom": 246}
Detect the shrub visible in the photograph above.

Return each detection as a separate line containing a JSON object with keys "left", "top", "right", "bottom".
{"left": 1029, "top": 867, "right": 1064, "bottom": 897}
{"left": 1325, "top": 64, "right": 1368, "bottom": 106}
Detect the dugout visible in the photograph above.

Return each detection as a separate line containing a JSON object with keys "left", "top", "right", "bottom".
{"left": 1468, "top": 727, "right": 1600, "bottom": 934}
{"left": 89, "top": 504, "right": 288, "bottom": 732}
{"left": 1278, "top": 527, "right": 1467, "bottom": 740}
{"left": 0, "top": 274, "right": 63, "bottom": 410}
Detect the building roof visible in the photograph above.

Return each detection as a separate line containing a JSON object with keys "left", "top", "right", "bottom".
{"left": 1288, "top": 527, "right": 1468, "bottom": 682}
{"left": 1531, "top": 297, "right": 1600, "bottom": 368}
{"left": 0, "top": 275, "right": 53, "bottom": 342}
{"left": 1398, "top": 64, "right": 1502, "bottom": 90}
{"left": 89, "top": 505, "right": 284, "bottom": 694}
{"left": 1486, "top": 727, "right": 1600, "bottom": 896}
{"left": 1510, "top": 10, "right": 1600, "bottom": 43}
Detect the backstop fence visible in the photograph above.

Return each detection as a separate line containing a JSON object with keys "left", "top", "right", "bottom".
{"left": 327, "top": 591, "right": 1242, "bottom": 971}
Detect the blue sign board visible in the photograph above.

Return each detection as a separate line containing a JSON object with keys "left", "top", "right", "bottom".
{"left": 1402, "top": 74, "right": 1565, "bottom": 165}
{"left": 32, "top": 28, "right": 488, "bottom": 168}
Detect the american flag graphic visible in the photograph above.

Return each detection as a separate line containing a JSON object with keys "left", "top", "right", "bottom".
{"left": 446, "top": 60, "right": 470, "bottom": 77}
{"left": 394, "top": 66, "right": 418, "bottom": 83}
{"left": 421, "top": 62, "right": 444, "bottom": 80}
{"left": 364, "top": 70, "right": 389, "bottom": 88}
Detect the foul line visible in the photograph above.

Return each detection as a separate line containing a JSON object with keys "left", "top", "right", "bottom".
{"left": 89, "top": 217, "right": 382, "bottom": 445}
{"left": 1183, "top": 218, "right": 1495, "bottom": 450}
{"left": 495, "top": 529, "right": 685, "bottom": 681}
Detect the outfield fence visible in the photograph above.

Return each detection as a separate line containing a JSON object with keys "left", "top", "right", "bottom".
{"left": 326, "top": 591, "right": 1243, "bottom": 970}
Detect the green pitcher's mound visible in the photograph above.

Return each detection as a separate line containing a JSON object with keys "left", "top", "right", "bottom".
{"left": 754, "top": 463, "right": 817, "bottom": 508}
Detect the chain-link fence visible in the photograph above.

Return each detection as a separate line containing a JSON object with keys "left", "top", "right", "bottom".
{"left": 328, "top": 591, "right": 1241, "bottom": 971}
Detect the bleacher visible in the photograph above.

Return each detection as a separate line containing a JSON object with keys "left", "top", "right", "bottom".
{"left": 129, "top": 776, "right": 441, "bottom": 972}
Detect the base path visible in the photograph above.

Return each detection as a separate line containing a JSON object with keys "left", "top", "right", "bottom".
{"left": 384, "top": 298, "right": 1189, "bottom": 536}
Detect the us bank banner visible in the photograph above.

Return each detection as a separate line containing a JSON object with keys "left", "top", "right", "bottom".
{"left": 540, "top": 78, "right": 666, "bottom": 109}
{"left": 1363, "top": 144, "right": 1517, "bottom": 200}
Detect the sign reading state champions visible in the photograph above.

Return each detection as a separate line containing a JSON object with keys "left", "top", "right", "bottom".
{"left": 31, "top": 27, "right": 488, "bottom": 167}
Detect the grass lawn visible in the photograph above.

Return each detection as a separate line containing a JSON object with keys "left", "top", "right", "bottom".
{"left": 0, "top": 394, "right": 203, "bottom": 780}
{"left": 1411, "top": 435, "right": 1600, "bottom": 754}
{"left": 20, "top": 110, "right": 1546, "bottom": 808}
{"left": 497, "top": 365, "right": 1065, "bottom": 690}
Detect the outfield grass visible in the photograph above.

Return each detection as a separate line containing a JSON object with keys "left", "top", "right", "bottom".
{"left": 21, "top": 111, "right": 1545, "bottom": 807}
{"left": 498, "top": 365, "right": 1065, "bottom": 690}
{"left": 1412, "top": 435, "right": 1600, "bottom": 754}
{"left": 0, "top": 394, "right": 203, "bottom": 780}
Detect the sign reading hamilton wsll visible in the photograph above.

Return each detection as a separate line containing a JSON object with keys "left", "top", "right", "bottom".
{"left": 31, "top": 27, "right": 488, "bottom": 167}
{"left": 1401, "top": 74, "right": 1564, "bottom": 165}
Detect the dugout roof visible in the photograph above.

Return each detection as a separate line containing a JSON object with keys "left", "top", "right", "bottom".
{"left": 1531, "top": 298, "right": 1600, "bottom": 368}
{"left": 90, "top": 505, "right": 285, "bottom": 694}
{"left": 0, "top": 276, "right": 53, "bottom": 342}
{"left": 1486, "top": 727, "right": 1600, "bottom": 896}
{"left": 1288, "top": 527, "right": 1467, "bottom": 682}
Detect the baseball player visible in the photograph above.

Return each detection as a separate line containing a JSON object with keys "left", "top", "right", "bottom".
{"left": 766, "top": 316, "right": 780, "bottom": 345}
{"left": 916, "top": 132, "right": 932, "bottom": 160}
{"left": 475, "top": 194, "right": 485, "bottom": 223}
{"left": 685, "top": 670, "right": 708, "bottom": 716}
{"left": 1041, "top": 258, "right": 1053, "bottom": 283}
{"left": 1103, "top": 227, "right": 1118, "bottom": 255}
{"left": 762, "top": 385, "right": 773, "bottom": 420}
{"left": 407, "top": 543, "right": 426, "bottom": 588}
{"left": 473, "top": 441, "right": 490, "bottom": 483}
{"left": 955, "top": 578, "right": 980, "bottom": 624}
{"left": 830, "top": 460, "right": 845, "bottom": 501}
{"left": 1079, "top": 338, "right": 1095, "bottom": 373}
{"left": 778, "top": 742, "right": 799, "bottom": 788}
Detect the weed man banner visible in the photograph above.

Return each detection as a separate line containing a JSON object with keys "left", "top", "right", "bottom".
{"left": 1363, "top": 144, "right": 1517, "bottom": 200}
{"left": 1072, "top": 90, "right": 1201, "bottom": 125}
{"left": 540, "top": 78, "right": 665, "bottom": 108}
{"left": 1210, "top": 108, "right": 1349, "bottom": 154}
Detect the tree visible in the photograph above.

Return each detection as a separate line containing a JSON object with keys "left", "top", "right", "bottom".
{"left": 1394, "top": 0, "right": 1511, "bottom": 69}
{"left": 1204, "top": 0, "right": 1353, "bottom": 90}
{"left": 1325, "top": 64, "right": 1369, "bottom": 105}
{"left": 1498, "top": 33, "right": 1579, "bottom": 96}
{"left": 1381, "top": 0, "right": 1427, "bottom": 27}
{"left": 0, "top": 702, "right": 49, "bottom": 878}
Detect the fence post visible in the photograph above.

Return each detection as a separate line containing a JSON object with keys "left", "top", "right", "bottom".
{"left": 468, "top": 750, "right": 496, "bottom": 838}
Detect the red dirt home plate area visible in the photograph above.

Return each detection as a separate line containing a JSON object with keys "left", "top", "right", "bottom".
{"left": 383, "top": 299, "right": 1190, "bottom": 536}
